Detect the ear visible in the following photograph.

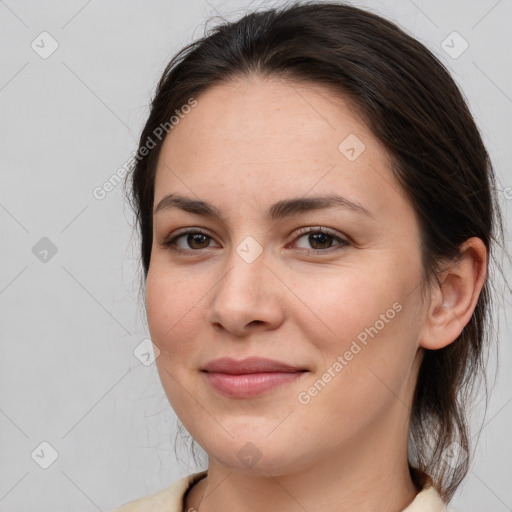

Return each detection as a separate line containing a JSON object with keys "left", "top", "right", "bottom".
{"left": 419, "top": 237, "right": 488, "bottom": 350}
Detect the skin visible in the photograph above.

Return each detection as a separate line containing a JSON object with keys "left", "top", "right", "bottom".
{"left": 145, "top": 75, "right": 487, "bottom": 512}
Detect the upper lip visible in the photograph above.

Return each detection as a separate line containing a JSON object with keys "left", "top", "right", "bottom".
{"left": 201, "top": 357, "right": 307, "bottom": 374}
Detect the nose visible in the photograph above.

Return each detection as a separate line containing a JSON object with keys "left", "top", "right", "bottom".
{"left": 206, "top": 247, "right": 285, "bottom": 337}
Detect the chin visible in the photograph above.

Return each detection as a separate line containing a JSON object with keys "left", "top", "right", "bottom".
{"left": 197, "top": 432, "right": 316, "bottom": 477}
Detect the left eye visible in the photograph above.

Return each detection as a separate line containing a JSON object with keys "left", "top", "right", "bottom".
{"left": 161, "top": 227, "right": 349, "bottom": 253}
{"left": 291, "top": 227, "right": 349, "bottom": 252}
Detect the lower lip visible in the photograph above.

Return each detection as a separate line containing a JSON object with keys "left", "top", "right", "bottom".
{"left": 203, "top": 371, "right": 306, "bottom": 398}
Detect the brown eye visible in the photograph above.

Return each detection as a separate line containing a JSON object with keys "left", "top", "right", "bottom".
{"left": 292, "top": 227, "right": 349, "bottom": 253}
{"left": 307, "top": 232, "right": 334, "bottom": 250}
{"left": 162, "top": 230, "right": 216, "bottom": 251}
{"left": 185, "top": 232, "right": 211, "bottom": 249}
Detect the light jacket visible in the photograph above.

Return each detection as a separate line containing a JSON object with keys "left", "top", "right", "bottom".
{"left": 109, "top": 470, "right": 449, "bottom": 511}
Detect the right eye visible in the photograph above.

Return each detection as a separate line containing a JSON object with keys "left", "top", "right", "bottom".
{"left": 161, "top": 229, "right": 218, "bottom": 252}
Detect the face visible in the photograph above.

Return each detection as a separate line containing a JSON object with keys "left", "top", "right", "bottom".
{"left": 145, "top": 76, "right": 427, "bottom": 476}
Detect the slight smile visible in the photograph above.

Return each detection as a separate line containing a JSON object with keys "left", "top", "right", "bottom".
{"left": 201, "top": 357, "right": 309, "bottom": 398}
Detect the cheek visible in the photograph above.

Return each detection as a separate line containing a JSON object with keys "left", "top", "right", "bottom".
{"left": 145, "top": 265, "right": 207, "bottom": 417}
{"left": 288, "top": 261, "right": 418, "bottom": 400}
{"left": 145, "top": 264, "right": 204, "bottom": 359}
{"left": 286, "top": 260, "right": 401, "bottom": 348}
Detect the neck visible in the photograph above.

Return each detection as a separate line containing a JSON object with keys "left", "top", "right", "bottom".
{"left": 184, "top": 400, "right": 420, "bottom": 512}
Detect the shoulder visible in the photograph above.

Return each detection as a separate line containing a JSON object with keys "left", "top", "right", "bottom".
{"left": 108, "top": 470, "right": 208, "bottom": 512}
{"left": 403, "top": 478, "right": 450, "bottom": 512}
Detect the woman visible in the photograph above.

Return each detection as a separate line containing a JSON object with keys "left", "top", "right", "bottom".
{"left": 112, "top": 1, "right": 507, "bottom": 510}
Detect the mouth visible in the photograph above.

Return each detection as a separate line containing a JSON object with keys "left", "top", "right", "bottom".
{"left": 201, "top": 357, "right": 308, "bottom": 398}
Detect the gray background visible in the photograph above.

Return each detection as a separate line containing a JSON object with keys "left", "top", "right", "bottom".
{"left": 1, "top": 0, "right": 511, "bottom": 511}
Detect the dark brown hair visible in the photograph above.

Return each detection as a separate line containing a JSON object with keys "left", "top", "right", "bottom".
{"left": 124, "top": 0, "right": 508, "bottom": 502}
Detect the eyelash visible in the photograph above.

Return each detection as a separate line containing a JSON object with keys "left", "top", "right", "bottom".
{"left": 160, "top": 226, "right": 350, "bottom": 255}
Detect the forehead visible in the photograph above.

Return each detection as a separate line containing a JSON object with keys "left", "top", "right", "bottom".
{"left": 158, "top": 76, "right": 375, "bottom": 165}
{"left": 154, "top": 76, "right": 408, "bottom": 224}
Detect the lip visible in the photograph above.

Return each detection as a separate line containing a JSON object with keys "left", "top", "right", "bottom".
{"left": 201, "top": 356, "right": 306, "bottom": 374}
{"left": 201, "top": 357, "right": 308, "bottom": 398}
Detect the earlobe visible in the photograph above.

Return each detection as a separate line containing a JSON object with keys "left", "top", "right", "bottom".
{"left": 419, "top": 237, "right": 488, "bottom": 351}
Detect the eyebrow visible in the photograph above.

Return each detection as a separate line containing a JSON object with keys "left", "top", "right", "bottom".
{"left": 153, "top": 193, "right": 375, "bottom": 222}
